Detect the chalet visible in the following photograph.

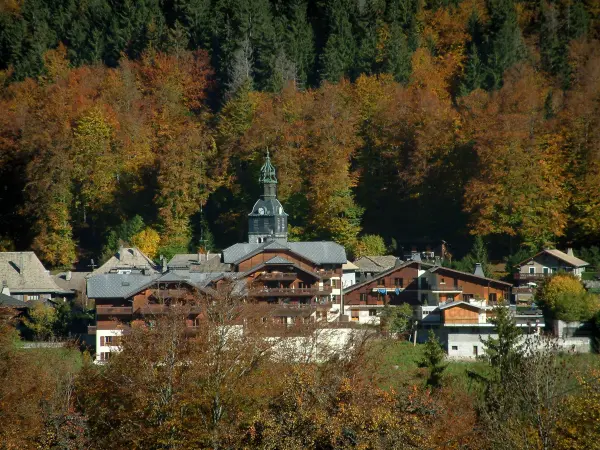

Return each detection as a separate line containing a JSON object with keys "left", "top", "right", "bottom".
{"left": 514, "top": 248, "right": 588, "bottom": 286}
{"left": 0, "top": 252, "right": 68, "bottom": 302}
{"left": 87, "top": 271, "right": 230, "bottom": 362}
{"left": 221, "top": 152, "right": 347, "bottom": 321}
{"left": 343, "top": 260, "right": 512, "bottom": 325}
{"left": 92, "top": 247, "right": 159, "bottom": 275}
{"left": 419, "top": 301, "right": 543, "bottom": 358}
{"left": 353, "top": 255, "right": 400, "bottom": 284}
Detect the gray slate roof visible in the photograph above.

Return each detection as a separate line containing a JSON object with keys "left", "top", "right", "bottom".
{"left": 87, "top": 271, "right": 232, "bottom": 299}
{"left": 53, "top": 271, "right": 90, "bottom": 295}
{"left": 0, "top": 292, "right": 29, "bottom": 308}
{"left": 0, "top": 252, "right": 64, "bottom": 294}
{"left": 222, "top": 240, "right": 347, "bottom": 265}
{"left": 93, "top": 247, "right": 159, "bottom": 275}
{"left": 167, "top": 253, "right": 222, "bottom": 268}
{"left": 265, "top": 256, "right": 293, "bottom": 264}
{"left": 353, "top": 256, "right": 400, "bottom": 273}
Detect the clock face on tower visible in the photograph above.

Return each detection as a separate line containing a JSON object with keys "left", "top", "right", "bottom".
{"left": 258, "top": 207, "right": 265, "bottom": 215}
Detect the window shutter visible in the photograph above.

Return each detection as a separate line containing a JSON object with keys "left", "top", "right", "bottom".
{"left": 100, "top": 336, "right": 105, "bottom": 346}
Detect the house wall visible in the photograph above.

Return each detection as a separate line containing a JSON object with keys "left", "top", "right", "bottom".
{"left": 344, "top": 264, "right": 421, "bottom": 306}
{"left": 426, "top": 270, "right": 510, "bottom": 301}
{"left": 519, "top": 254, "right": 582, "bottom": 276}
{"left": 442, "top": 305, "right": 482, "bottom": 325}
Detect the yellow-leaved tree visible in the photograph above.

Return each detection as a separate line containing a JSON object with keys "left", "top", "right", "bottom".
{"left": 131, "top": 227, "right": 160, "bottom": 259}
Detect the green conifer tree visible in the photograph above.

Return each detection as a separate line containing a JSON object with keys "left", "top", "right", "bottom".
{"left": 320, "top": 0, "right": 357, "bottom": 82}
{"left": 418, "top": 330, "right": 447, "bottom": 388}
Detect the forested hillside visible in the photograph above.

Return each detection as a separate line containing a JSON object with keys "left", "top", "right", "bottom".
{"left": 1, "top": 0, "right": 599, "bottom": 267}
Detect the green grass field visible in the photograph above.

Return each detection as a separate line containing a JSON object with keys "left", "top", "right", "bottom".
{"left": 370, "top": 339, "right": 600, "bottom": 392}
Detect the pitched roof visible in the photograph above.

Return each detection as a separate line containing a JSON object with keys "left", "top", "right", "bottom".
{"left": 265, "top": 256, "right": 294, "bottom": 264}
{"left": 428, "top": 266, "right": 513, "bottom": 287}
{"left": 438, "top": 301, "right": 485, "bottom": 311}
{"left": 87, "top": 271, "right": 233, "bottom": 299}
{"left": 515, "top": 248, "right": 588, "bottom": 268}
{"left": 0, "top": 252, "right": 64, "bottom": 294}
{"left": 167, "top": 253, "right": 224, "bottom": 270}
{"left": 93, "top": 247, "right": 159, "bottom": 275}
{"left": 53, "top": 271, "right": 90, "bottom": 295}
{"left": 344, "top": 260, "right": 429, "bottom": 294}
{"left": 222, "top": 240, "right": 347, "bottom": 265}
{"left": 0, "top": 293, "right": 29, "bottom": 308}
{"left": 353, "top": 255, "right": 400, "bottom": 272}
{"left": 343, "top": 261, "right": 359, "bottom": 271}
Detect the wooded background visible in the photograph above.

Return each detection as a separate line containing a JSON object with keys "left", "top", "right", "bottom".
{"left": 1, "top": 0, "right": 599, "bottom": 267}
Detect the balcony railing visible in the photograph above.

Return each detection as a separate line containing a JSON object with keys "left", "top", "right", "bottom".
{"left": 429, "top": 285, "right": 463, "bottom": 292}
{"left": 96, "top": 306, "right": 133, "bottom": 316}
{"left": 514, "top": 273, "right": 550, "bottom": 281}
{"left": 134, "top": 304, "right": 203, "bottom": 315}
{"left": 250, "top": 286, "right": 333, "bottom": 297}
{"left": 316, "top": 270, "right": 337, "bottom": 279}
{"left": 256, "top": 272, "right": 297, "bottom": 281}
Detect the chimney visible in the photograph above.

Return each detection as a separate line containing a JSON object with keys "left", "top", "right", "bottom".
{"left": 1, "top": 281, "right": 10, "bottom": 296}
{"left": 394, "top": 258, "right": 403, "bottom": 268}
{"left": 66, "top": 271, "right": 72, "bottom": 281}
{"left": 567, "top": 248, "right": 574, "bottom": 257}
{"left": 474, "top": 263, "right": 485, "bottom": 277}
{"left": 118, "top": 246, "right": 124, "bottom": 261}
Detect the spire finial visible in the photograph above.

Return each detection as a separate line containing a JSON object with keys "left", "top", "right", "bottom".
{"left": 259, "top": 149, "right": 277, "bottom": 184}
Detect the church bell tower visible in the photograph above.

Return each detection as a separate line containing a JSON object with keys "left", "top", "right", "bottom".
{"left": 248, "top": 150, "right": 288, "bottom": 243}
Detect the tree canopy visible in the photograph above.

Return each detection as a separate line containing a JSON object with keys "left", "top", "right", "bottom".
{"left": 1, "top": 0, "right": 600, "bottom": 267}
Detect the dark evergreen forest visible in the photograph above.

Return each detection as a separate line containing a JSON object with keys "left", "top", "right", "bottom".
{"left": 0, "top": 0, "right": 599, "bottom": 267}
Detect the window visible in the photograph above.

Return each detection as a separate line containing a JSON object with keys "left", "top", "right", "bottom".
{"left": 463, "top": 294, "right": 473, "bottom": 301}
{"left": 100, "top": 352, "right": 111, "bottom": 361}
{"left": 440, "top": 278, "right": 445, "bottom": 285}
{"left": 529, "top": 267, "right": 535, "bottom": 274}
{"left": 451, "top": 346, "right": 458, "bottom": 351}
{"left": 379, "top": 278, "right": 386, "bottom": 287}
{"left": 552, "top": 267, "right": 557, "bottom": 273}
{"left": 369, "top": 309, "right": 377, "bottom": 316}
{"left": 394, "top": 278, "right": 403, "bottom": 287}
{"left": 543, "top": 267, "right": 549, "bottom": 274}
{"left": 360, "top": 293, "right": 367, "bottom": 302}
{"left": 488, "top": 293, "right": 497, "bottom": 304}
{"left": 331, "top": 279, "right": 339, "bottom": 288}
{"left": 331, "top": 295, "right": 339, "bottom": 303}
{"left": 26, "top": 294, "right": 39, "bottom": 301}
{"left": 473, "top": 346, "right": 478, "bottom": 356}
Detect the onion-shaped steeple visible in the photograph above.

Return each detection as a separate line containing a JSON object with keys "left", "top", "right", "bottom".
{"left": 248, "top": 150, "right": 288, "bottom": 244}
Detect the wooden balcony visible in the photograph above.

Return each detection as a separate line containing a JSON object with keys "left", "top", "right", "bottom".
{"left": 256, "top": 272, "right": 297, "bottom": 281}
{"left": 149, "top": 289, "right": 195, "bottom": 299}
{"left": 96, "top": 306, "right": 133, "bottom": 316}
{"left": 134, "top": 304, "right": 203, "bottom": 315}
{"left": 514, "top": 273, "right": 549, "bottom": 281}
{"left": 250, "top": 286, "right": 333, "bottom": 297}
{"left": 316, "top": 270, "right": 337, "bottom": 279}
{"left": 429, "top": 285, "right": 463, "bottom": 292}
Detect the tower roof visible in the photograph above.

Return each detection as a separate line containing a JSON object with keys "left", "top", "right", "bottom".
{"left": 259, "top": 150, "right": 277, "bottom": 184}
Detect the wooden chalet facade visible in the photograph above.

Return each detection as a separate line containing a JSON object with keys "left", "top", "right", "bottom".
{"left": 343, "top": 261, "right": 512, "bottom": 324}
